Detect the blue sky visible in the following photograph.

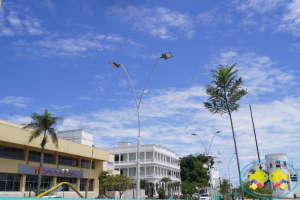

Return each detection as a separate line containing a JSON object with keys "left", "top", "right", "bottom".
{"left": 1, "top": 0, "right": 300, "bottom": 185}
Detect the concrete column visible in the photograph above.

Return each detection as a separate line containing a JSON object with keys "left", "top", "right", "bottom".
{"left": 127, "top": 153, "right": 129, "bottom": 162}
{"left": 153, "top": 151, "right": 155, "bottom": 161}
{"left": 154, "top": 166, "right": 156, "bottom": 175}
{"left": 145, "top": 166, "right": 146, "bottom": 177}
{"left": 119, "top": 153, "right": 120, "bottom": 163}
{"left": 144, "top": 151, "right": 146, "bottom": 162}
{"left": 20, "top": 174, "right": 26, "bottom": 195}
{"left": 127, "top": 167, "right": 129, "bottom": 176}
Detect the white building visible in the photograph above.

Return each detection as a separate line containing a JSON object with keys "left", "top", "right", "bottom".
{"left": 250, "top": 153, "right": 299, "bottom": 198}
{"left": 105, "top": 142, "right": 181, "bottom": 197}
{"left": 264, "top": 153, "right": 297, "bottom": 198}
{"left": 58, "top": 129, "right": 93, "bottom": 146}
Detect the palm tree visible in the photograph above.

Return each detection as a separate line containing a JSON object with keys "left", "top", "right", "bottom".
{"left": 204, "top": 64, "right": 248, "bottom": 200}
{"left": 23, "top": 109, "right": 63, "bottom": 195}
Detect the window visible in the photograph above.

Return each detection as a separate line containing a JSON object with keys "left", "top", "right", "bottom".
{"left": 57, "top": 177, "right": 77, "bottom": 191}
{"left": 80, "top": 179, "right": 93, "bottom": 191}
{"left": 107, "top": 162, "right": 113, "bottom": 170}
{"left": 25, "top": 175, "right": 52, "bottom": 192}
{"left": 81, "top": 159, "right": 95, "bottom": 169}
{"left": 28, "top": 150, "right": 54, "bottom": 163}
{"left": 0, "top": 173, "right": 21, "bottom": 191}
{"left": 0, "top": 145, "right": 23, "bottom": 159}
{"left": 58, "top": 155, "right": 78, "bottom": 167}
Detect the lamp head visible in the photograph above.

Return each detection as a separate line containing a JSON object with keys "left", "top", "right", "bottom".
{"left": 161, "top": 52, "right": 172, "bottom": 60}
{"left": 109, "top": 62, "right": 120, "bottom": 68}
{"left": 218, "top": 153, "right": 221, "bottom": 155}
{"left": 216, "top": 131, "right": 222, "bottom": 133}
{"left": 191, "top": 133, "right": 197, "bottom": 135}
{"left": 66, "top": 169, "right": 69, "bottom": 173}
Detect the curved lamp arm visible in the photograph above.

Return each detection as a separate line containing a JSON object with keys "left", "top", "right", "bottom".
{"left": 207, "top": 131, "right": 221, "bottom": 155}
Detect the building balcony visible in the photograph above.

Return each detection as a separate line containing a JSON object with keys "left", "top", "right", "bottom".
{"left": 114, "top": 159, "right": 180, "bottom": 169}
{"left": 128, "top": 174, "right": 181, "bottom": 182}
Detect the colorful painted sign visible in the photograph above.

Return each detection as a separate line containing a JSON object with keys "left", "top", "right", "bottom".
{"left": 240, "top": 159, "right": 299, "bottom": 199}
{"left": 19, "top": 164, "right": 83, "bottom": 178}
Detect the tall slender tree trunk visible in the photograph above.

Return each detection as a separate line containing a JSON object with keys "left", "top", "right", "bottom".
{"left": 37, "top": 144, "right": 45, "bottom": 196}
{"left": 228, "top": 111, "right": 244, "bottom": 200}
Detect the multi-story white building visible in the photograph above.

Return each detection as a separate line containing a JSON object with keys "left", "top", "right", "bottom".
{"left": 105, "top": 142, "right": 181, "bottom": 197}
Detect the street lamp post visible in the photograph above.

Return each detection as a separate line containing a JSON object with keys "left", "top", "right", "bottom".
{"left": 110, "top": 52, "right": 172, "bottom": 199}
{"left": 191, "top": 131, "right": 221, "bottom": 200}
{"left": 85, "top": 145, "right": 95, "bottom": 198}
{"left": 218, "top": 152, "right": 236, "bottom": 194}
{"left": 61, "top": 169, "right": 69, "bottom": 198}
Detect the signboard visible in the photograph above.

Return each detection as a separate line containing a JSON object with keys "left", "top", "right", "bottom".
{"left": 19, "top": 164, "right": 83, "bottom": 178}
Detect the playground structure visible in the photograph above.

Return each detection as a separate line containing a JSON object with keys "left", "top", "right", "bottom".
{"left": 36, "top": 182, "right": 84, "bottom": 198}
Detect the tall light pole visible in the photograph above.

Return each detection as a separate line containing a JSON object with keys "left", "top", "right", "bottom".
{"left": 85, "top": 145, "right": 95, "bottom": 198}
{"left": 110, "top": 52, "right": 172, "bottom": 199}
{"left": 218, "top": 152, "right": 236, "bottom": 194}
{"left": 191, "top": 131, "right": 221, "bottom": 200}
{"left": 61, "top": 168, "right": 69, "bottom": 198}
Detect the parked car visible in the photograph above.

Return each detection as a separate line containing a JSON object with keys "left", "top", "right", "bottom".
{"left": 199, "top": 193, "right": 209, "bottom": 200}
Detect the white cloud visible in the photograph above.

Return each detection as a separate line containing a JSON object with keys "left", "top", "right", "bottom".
{"left": 79, "top": 97, "right": 91, "bottom": 100}
{"left": 0, "top": 96, "right": 32, "bottom": 107}
{"left": 50, "top": 104, "right": 72, "bottom": 111}
{"left": 12, "top": 33, "right": 145, "bottom": 58}
{"left": 237, "top": 0, "right": 285, "bottom": 14}
{"left": 0, "top": 5, "right": 46, "bottom": 37}
{"left": 106, "top": 6, "right": 195, "bottom": 40}
{"left": 277, "top": 0, "right": 300, "bottom": 37}
{"left": 211, "top": 50, "right": 297, "bottom": 97}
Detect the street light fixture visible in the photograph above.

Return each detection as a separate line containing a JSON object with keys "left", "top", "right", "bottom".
{"left": 218, "top": 152, "right": 236, "bottom": 194}
{"left": 191, "top": 131, "right": 221, "bottom": 200}
{"left": 110, "top": 52, "right": 172, "bottom": 199}
{"left": 61, "top": 169, "right": 69, "bottom": 198}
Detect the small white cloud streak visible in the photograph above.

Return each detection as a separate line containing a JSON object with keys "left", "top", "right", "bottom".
{"left": 0, "top": 96, "right": 32, "bottom": 107}
{"left": 277, "top": 0, "right": 300, "bottom": 37}
{"left": 0, "top": 4, "right": 46, "bottom": 37}
{"left": 106, "top": 6, "right": 195, "bottom": 40}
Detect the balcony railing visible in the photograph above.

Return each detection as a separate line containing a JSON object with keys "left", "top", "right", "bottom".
{"left": 114, "top": 159, "right": 180, "bottom": 168}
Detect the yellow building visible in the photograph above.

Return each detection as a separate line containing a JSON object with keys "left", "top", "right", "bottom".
{"left": 0, "top": 119, "right": 117, "bottom": 198}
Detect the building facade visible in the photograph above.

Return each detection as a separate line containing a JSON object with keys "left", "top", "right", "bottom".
{"left": 105, "top": 142, "right": 181, "bottom": 197}
{"left": 264, "top": 153, "right": 298, "bottom": 198}
{"left": 0, "top": 119, "right": 116, "bottom": 198}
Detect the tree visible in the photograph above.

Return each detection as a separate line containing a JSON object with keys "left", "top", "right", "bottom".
{"left": 114, "top": 174, "right": 135, "bottom": 199}
{"left": 218, "top": 179, "right": 232, "bottom": 195}
{"left": 180, "top": 181, "right": 198, "bottom": 198}
{"left": 180, "top": 154, "right": 210, "bottom": 184}
{"left": 236, "top": 181, "right": 273, "bottom": 200}
{"left": 140, "top": 179, "right": 149, "bottom": 189}
{"left": 98, "top": 171, "right": 109, "bottom": 195}
{"left": 158, "top": 187, "right": 167, "bottom": 199}
{"left": 204, "top": 64, "right": 248, "bottom": 200}
{"left": 160, "top": 177, "right": 172, "bottom": 196}
{"left": 23, "top": 109, "right": 63, "bottom": 195}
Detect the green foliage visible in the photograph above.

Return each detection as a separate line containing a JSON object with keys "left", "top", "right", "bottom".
{"left": 113, "top": 174, "right": 135, "bottom": 199}
{"left": 98, "top": 171, "right": 110, "bottom": 193}
{"left": 236, "top": 181, "right": 273, "bottom": 200}
{"left": 180, "top": 154, "right": 211, "bottom": 183}
{"left": 218, "top": 179, "right": 232, "bottom": 195}
{"left": 158, "top": 187, "right": 167, "bottom": 199}
{"left": 140, "top": 179, "right": 149, "bottom": 189}
{"left": 180, "top": 181, "right": 198, "bottom": 197}
{"left": 204, "top": 64, "right": 248, "bottom": 115}
{"left": 23, "top": 109, "right": 63, "bottom": 148}
{"left": 23, "top": 109, "right": 63, "bottom": 195}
